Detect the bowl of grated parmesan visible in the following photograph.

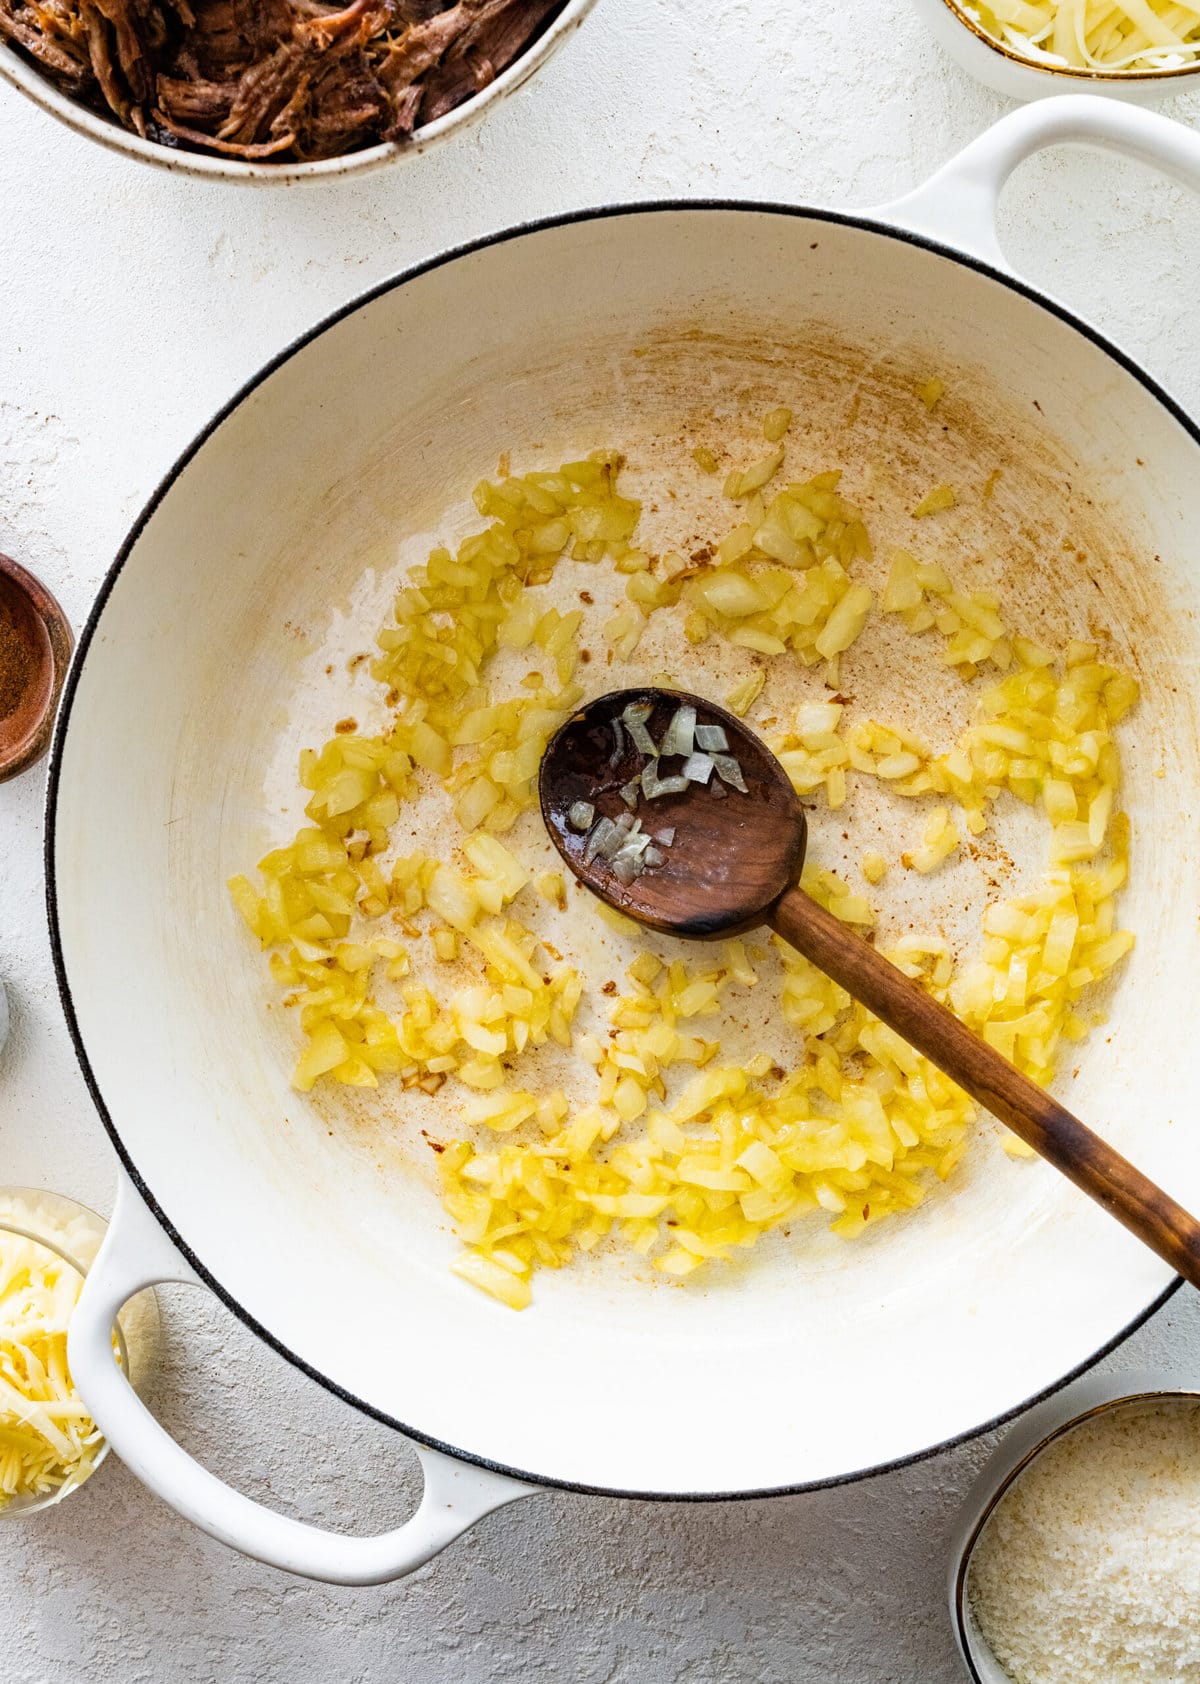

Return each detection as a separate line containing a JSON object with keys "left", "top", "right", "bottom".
{"left": 953, "top": 1371, "right": 1200, "bottom": 1683}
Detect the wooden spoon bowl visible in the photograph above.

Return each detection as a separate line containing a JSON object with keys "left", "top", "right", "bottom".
{"left": 541, "top": 688, "right": 806, "bottom": 937}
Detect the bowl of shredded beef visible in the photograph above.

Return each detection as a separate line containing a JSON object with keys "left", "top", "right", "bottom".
{"left": 0, "top": 0, "right": 593, "bottom": 175}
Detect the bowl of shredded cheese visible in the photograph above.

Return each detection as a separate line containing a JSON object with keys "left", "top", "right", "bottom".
{"left": 952, "top": 1371, "right": 1200, "bottom": 1683}
{"left": 911, "top": 0, "right": 1200, "bottom": 100}
{"left": 0, "top": 1187, "right": 151, "bottom": 1516}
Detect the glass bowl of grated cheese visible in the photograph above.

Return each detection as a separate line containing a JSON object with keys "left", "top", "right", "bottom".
{"left": 0, "top": 1187, "right": 155, "bottom": 1517}
{"left": 951, "top": 1369, "right": 1200, "bottom": 1684}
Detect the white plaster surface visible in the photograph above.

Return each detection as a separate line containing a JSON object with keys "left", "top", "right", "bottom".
{"left": 4, "top": 1, "right": 1200, "bottom": 1678}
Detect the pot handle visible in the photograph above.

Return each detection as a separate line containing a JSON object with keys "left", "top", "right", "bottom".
{"left": 69, "top": 1169, "right": 536, "bottom": 1584}
{"left": 878, "top": 93, "right": 1200, "bottom": 272}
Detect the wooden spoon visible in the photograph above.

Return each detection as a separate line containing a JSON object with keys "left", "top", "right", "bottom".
{"left": 539, "top": 686, "right": 1200, "bottom": 1286}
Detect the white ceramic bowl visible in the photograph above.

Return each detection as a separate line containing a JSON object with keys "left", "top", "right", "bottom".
{"left": 949, "top": 1369, "right": 1200, "bottom": 1681}
{"left": 910, "top": 0, "right": 1200, "bottom": 103}
{"left": 0, "top": 0, "right": 597, "bottom": 183}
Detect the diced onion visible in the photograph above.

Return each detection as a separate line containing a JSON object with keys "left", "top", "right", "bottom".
{"left": 584, "top": 817, "right": 622, "bottom": 862}
{"left": 232, "top": 441, "right": 1139, "bottom": 1312}
{"left": 568, "top": 801, "right": 594, "bottom": 832}
{"left": 659, "top": 704, "right": 697, "bottom": 759}
{"left": 622, "top": 701, "right": 658, "bottom": 757}
{"left": 712, "top": 754, "right": 749, "bottom": 793}
{"left": 913, "top": 484, "right": 957, "bottom": 518}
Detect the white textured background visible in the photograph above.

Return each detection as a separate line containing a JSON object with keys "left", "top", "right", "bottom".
{"left": 4, "top": 2, "right": 1200, "bottom": 1678}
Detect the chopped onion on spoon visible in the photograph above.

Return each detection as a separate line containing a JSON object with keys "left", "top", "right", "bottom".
{"left": 646, "top": 773, "right": 690, "bottom": 798}
{"left": 568, "top": 801, "right": 595, "bottom": 831}
{"left": 570, "top": 700, "right": 748, "bottom": 884}
{"left": 659, "top": 704, "right": 696, "bottom": 759}
{"left": 622, "top": 701, "right": 658, "bottom": 757}
{"left": 712, "top": 754, "right": 749, "bottom": 793}
{"left": 584, "top": 816, "right": 621, "bottom": 862}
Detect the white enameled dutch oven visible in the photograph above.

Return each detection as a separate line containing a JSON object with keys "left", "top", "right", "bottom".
{"left": 51, "top": 96, "right": 1200, "bottom": 1584}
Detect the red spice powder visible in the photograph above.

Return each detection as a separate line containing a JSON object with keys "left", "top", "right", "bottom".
{"left": 0, "top": 596, "right": 33, "bottom": 722}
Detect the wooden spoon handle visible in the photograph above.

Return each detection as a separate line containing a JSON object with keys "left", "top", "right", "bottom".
{"left": 771, "top": 884, "right": 1200, "bottom": 1287}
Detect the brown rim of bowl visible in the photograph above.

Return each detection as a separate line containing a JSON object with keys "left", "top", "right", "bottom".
{"left": 939, "top": 0, "right": 1200, "bottom": 80}
{"left": 952, "top": 1386, "right": 1200, "bottom": 1678}
{"left": 0, "top": 554, "right": 73, "bottom": 784}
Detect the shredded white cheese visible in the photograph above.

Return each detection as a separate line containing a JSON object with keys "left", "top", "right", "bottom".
{"left": 963, "top": 0, "right": 1200, "bottom": 73}
{"left": 970, "top": 1399, "right": 1200, "bottom": 1683}
{"left": 0, "top": 1222, "right": 105, "bottom": 1510}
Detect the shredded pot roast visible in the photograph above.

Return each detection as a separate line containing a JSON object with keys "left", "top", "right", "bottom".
{"left": 0, "top": 0, "right": 566, "bottom": 161}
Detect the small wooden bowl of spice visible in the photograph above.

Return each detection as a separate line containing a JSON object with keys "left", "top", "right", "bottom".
{"left": 951, "top": 1369, "right": 1200, "bottom": 1682}
{"left": 0, "top": 554, "right": 72, "bottom": 782}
